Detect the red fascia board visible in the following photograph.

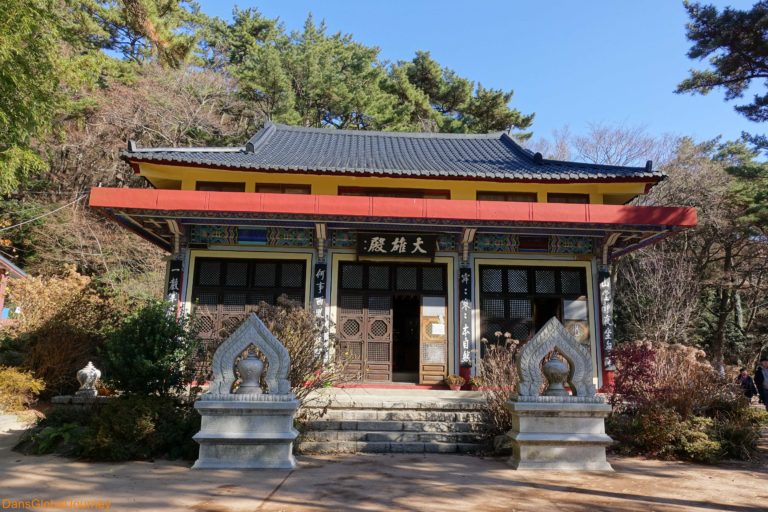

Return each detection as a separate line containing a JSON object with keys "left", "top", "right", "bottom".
{"left": 89, "top": 188, "right": 697, "bottom": 228}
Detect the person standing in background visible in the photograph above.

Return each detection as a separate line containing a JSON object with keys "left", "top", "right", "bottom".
{"left": 755, "top": 358, "right": 768, "bottom": 411}
{"left": 736, "top": 367, "right": 757, "bottom": 401}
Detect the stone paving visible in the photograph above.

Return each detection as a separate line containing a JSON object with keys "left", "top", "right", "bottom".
{"left": 1, "top": 425, "right": 766, "bottom": 512}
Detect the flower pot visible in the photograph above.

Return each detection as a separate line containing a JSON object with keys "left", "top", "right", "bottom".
{"left": 449, "top": 385, "right": 462, "bottom": 391}
{"left": 459, "top": 366, "right": 472, "bottom": 390}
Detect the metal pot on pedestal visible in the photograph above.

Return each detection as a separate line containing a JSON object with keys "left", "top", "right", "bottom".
{"left": 542, "top": 354, "right": 570, "bottom": 397}
{"left": 235, "top": 351, "right": 264, "bottom": 395}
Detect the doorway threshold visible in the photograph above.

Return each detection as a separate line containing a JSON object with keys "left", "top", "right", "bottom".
{"left": 335, "top": 382, "right": 449, "bottom": 390}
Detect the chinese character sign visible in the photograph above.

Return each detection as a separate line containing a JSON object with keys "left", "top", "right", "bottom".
{"left": 313, "top": 263, "right": 327, "bottom": 299}
{"left": 357, "top": 233, "right": 437, "bottom": 258}
{"left": 598, "top": 268, "right": 614, "bottom": 369}
{"left": 166, "top": 260, "right": 183, "bottom": 304}
{"left": 459, "top": 267, "right": 473, "bottom": 365}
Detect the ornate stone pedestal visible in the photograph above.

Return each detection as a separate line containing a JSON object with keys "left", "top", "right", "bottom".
{"left": 507, "top": 399, "right": 613, "bottom": 471}
{"left": 193, "top": 398, "right": 299, "bottom": 469}
{"left": 506, "top": 318, "right": 613, "bottom": 471}
{"left": 192, "top": 313, "right": 300, "bottom": 470}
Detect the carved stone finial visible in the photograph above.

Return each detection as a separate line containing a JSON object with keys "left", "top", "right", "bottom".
{"left": 206, "top": 313, "right": 292, "bottom": 398}
{"left": 76, "top": 362, "right": 101, "bottom": 397}
{"left": 515, "top": 317, "right": 596, "bottom": 400}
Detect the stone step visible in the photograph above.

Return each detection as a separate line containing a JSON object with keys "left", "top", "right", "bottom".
{"left": 303, "top": 409, "right": 484, "bottom": 423}
{"left": 300, "top": 430, "right": 483, "bottom": 444}
{"left": 296, "top": 440, "right": 485, "bottom": 454}
{"left": 304, "top": 419, "right": 480, "bottom": 433}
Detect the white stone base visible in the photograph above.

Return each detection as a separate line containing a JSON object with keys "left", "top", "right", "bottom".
{"left": 506, "top": 401, "right": 613, "bottom": 471}
{"left": 193, "top": 399, "right": 299, "bottom": 470}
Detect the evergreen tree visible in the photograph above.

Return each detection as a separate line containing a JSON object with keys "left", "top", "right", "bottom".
{"left": 0, "top": 0, "right": 64, "bottom": 195}
{"left": 205, "top": 12, "right": 533, "bottom": 134}
{"left": 677, "top": 1, "right": 768, "bottom": 122}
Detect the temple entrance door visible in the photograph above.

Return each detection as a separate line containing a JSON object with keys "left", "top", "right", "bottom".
{"left": 364, "top": 294, "right": 393, "bottom": 382}
{"left": 392, "top": 295, "right": 420, "bottom": 383}
{"left": 337, "top": 293, "right": 393, "bottom": 382}
{"left": 419, "top": 296, "right": 448, "bottom": 385}
{"left": 337, "top": 261, "right": 447, "bottom": 384}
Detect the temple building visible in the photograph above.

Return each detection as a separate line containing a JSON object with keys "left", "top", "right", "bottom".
{"left": 89, "top": 122, "right": 696, "bottom": 388}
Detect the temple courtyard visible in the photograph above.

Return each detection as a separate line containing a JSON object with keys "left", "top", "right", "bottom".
{"left": 1, "top": 423, "right": 766, "bottom": 512}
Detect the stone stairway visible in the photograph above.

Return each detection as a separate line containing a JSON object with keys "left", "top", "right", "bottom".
{"left": 296, "top": 389, "right": 489, "bottom": 454}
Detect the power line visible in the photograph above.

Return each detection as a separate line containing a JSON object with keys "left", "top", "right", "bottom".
{"left": 0, "top": 194, "right": 87, "bottom": 233}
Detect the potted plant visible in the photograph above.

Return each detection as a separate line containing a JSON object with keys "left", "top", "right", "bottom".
{"left": 468, "top": 376, "right": 484, "bottom": 391}
{"left": 459, "top": 360, "right": 472, "bottom": 388}
{"left": 445, "top": 374, "right": 465, "bottom": 391}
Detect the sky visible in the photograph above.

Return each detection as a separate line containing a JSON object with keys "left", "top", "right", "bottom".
{"left": 196, "top": 0, "right": 760, "bottom": 144}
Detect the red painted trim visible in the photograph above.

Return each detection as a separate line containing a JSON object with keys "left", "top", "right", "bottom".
{"left": 89, "top": 188, "right": 698, "bottom": 228}
{"left": 126, "top": 157, "right": 663, "bottom": 185}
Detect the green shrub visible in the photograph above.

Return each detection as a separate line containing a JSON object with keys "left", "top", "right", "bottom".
{"left": 102, "top": 300, "right": 201, "bottom": 396}
{"left": 29, "top": 424, "right": 87, "bottom": 455}
{"left": 82, "top": 397, "right": 160, "bottom": 460}
{"left": 20, "top": 397, "right": 200, "bottom": 461}
{"left": 677, "top": 416, "right": 721, "bottom": 464}
{"left": 713, "top": 407, "right": 767, "bottom": 461}
{"left": 0, "top": 366, "right": 45, "bottom": 412}
{"left": 608, "top": 341, "right": 766, "bottom": 463}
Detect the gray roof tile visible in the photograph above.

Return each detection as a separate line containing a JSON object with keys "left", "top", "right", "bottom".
{"left": 122, "top": 122, "right": 663, "bottom": 181}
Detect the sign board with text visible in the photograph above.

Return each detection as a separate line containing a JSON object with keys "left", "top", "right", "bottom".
{"left": 356, "top": 233, "right": 437, "bottom": 258}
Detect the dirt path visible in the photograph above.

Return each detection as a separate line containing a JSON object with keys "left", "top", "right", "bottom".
{"left": 1, "top": 428, "right": 766, "bottom": 512}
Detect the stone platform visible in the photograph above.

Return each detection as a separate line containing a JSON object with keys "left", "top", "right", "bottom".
{"left": 506, "top": 400, "right": 613, "bottom": 470}
{"left": 193, "top": 399, "right": 300, "bottom": 469}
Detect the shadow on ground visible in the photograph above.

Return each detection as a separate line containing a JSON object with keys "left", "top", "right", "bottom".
{"left": 1, "top": 428, "right": 766, "bottom": 512}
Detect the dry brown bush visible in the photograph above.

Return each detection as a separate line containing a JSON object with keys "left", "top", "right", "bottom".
{"left": 6, "top": 268, "right": 130, "bottom": 396}
{"left": 477, "top": 334, "right": 521, "bottom": 438}
{"left": 0, "top": 366, "right": 45, "bottom": 412}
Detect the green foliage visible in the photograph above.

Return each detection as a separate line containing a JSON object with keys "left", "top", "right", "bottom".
{"left": 21, "top": 397, "right": 200, "bottom": 461}
{"left": 608, "top": 341, "right": 767, "bottom": 462}
{"left": 76, "top": 0, "right": 204, "bottom": 67}
{"left": 203, "top": 12, "right": 533, "bottom": 134}
{"left": 0, "top": 0, "right": 61, "bottom": 194}
{"left": 677, "top": 1, "right": 768, "bottom": 122}
{"left": 607, "top": 404, "right": 765, "bottom": 464}
{"left": 30, "top": 423, "right": 84, "bottom": 455}
{"left": 102, "top": 300, "right": 201, "bottom": 396}
{"left": 0, "top": 366, "right": 45, "bottom": 412}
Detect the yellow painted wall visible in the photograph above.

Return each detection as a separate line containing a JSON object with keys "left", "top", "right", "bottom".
{"left": 137, "top": 162, "right": 651, "bottom": 205}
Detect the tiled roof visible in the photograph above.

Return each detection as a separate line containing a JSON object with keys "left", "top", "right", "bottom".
{"left": 122, "top": 122, "right": 662, "bottom": 182}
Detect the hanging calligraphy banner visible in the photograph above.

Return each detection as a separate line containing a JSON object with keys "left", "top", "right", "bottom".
{"left": 313, "top": 263, "right": 328, "bottom": 299}
{"left": 598, "top": 266, "right": 615, "bottom": 370}
{"left": 356, "top": 233, "right": 437, "bottom": 258}
{"left": 458, "top": 267, "right": 473, "bottom": 365}
{"left": 166, "top": 260, "right": 183, "bottom": 306}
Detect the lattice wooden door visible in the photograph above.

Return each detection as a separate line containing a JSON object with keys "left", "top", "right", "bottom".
{"left": 338, "top": 293, "right": 393, "bottom": 382}
{"left": 338, "top": 294, "right": 365, "bottom": 380}
{"left": 365, "top": 295, "right": 393, "bottom": 382}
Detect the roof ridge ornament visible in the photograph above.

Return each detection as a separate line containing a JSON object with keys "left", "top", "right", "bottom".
{"left": 533, "top": 152, "right": 544, "bottom": 164}
{"left": 645, "top": 160, "right": 653, "bottom": 172}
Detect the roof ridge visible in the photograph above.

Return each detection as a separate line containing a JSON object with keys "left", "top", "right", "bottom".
{"left": 124, "top": 145, "right": 244, "bottom": 154}
{"left": 246, "top": 121, "right": 277, "bottom": 152}
{"left": 268, "top": 123, "right": 506, "bottom": 140}
{"left": 542, "top": 157, "right": 648, "bottom": 171}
